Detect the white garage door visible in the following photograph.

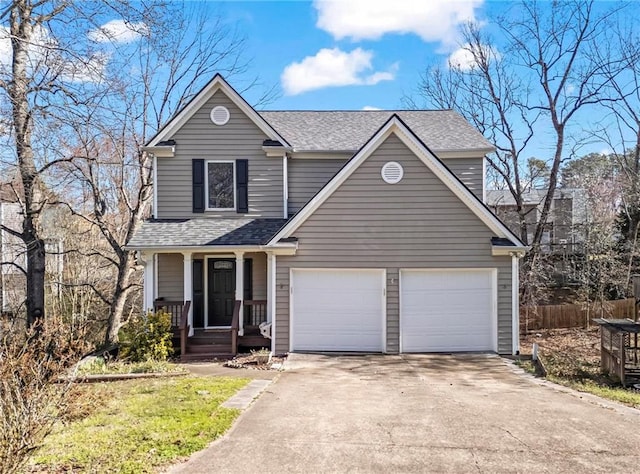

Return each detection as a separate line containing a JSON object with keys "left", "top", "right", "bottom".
{"left": 401, "top": 269, "right": 495, "bottom": 352}
{"left": 291, "top": 269, "right": 385, "bottom": 352}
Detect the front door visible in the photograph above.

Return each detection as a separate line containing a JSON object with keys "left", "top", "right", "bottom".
{"left": 207, "top": 259, "right": 236, "bottom": 327}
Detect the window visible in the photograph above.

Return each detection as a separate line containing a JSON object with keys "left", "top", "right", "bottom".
{"left": 207, "top": 161, "right": 235, "bottom": 210}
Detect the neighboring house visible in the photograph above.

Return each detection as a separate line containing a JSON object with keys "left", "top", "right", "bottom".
{"left": 486, "top": 188, "right": 587, "bottom": 253}
{"left": 0, "top": 183, "right": 26, "bottom": 315}
{"left": 0, "top": 181, "right": 64, "bottom": 316}
{"left": 128, "top": 74, "right": 526, "bottom": 359}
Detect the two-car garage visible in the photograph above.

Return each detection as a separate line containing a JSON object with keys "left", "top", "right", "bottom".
{"left": 290, "top": 268, "right": 497, "bottom": 353}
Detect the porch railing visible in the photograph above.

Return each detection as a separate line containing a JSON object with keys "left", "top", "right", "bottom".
{"left": 243, "top": 300, "right": 267, "bottom": 327}
{"left": 154, "top": 299, "right": 185, "bottom": 327}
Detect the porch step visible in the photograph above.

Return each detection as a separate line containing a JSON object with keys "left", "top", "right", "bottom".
{"left": 180, "top": 352, "right": 235, "bottom": 361}
{"left": 187, "top": 343, "right": 232, "bottom": 354}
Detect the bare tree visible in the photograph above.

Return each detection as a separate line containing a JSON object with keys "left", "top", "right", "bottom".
{"left": 406, "top": 22, "right": 538, "bottom": 243}
{"left": 52, "top": 3, "right": 256, "bottom": 344}
{"left": 503, "top": 0, "right": 628, "bottom": 251}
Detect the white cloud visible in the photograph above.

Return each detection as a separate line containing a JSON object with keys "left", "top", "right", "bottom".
{"left": 88, "top": 19, "right": 148, "bottom": 44}
{"left": 281, "top": 48, "right": 396, "bottom": 95}
{"left": 0, "top": 25, "right": 106, "bottom": 83}
{"left": 447, "top": 43, "right": 500, "bottom": 71}
{"left": 314, "top": 0, "right": 482, "bottom": 45}
{"left": 362, "top": 106, "right": 381, "bottom": 110}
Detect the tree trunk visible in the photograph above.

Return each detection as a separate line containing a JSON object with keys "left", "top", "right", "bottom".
{"left": 10, "top": 0, "right": 46, "bottom": 325}
{"left": 104, "top": 252, "right": 136, "bottom": 344}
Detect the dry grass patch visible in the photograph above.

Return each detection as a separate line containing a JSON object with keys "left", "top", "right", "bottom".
{"left": 521, "top": 328, "right": 640, "bottom": 408}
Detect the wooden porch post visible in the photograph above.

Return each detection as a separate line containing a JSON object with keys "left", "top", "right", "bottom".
{"left": 235, "top": 251, "right": 244, "bottom": 336}
{"left": 182, "top": 251, "right": 194, "bottom": 336}
{"left": 141, "top": 251, "right": 155, "bottom": 313}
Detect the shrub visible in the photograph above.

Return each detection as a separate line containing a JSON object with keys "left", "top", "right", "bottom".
{"left": 119, "top": 310, "right": 174, "bottom": 362}
{"left": 0, "top": 316, "right": 89, "bottom": 474}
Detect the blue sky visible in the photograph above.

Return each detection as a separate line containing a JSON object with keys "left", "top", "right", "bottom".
{"left": 222, "top": 0, "right": 487, "bottom": 110}
{"left": 213, "top": 0, "right": 619, "bottom": 162}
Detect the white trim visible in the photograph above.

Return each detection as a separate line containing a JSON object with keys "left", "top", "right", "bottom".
{"left": 141, "top": 251, "right": 155, "bottom": 313}
{"left": 153, "top": 253, "right": 158, "bottom": 302}
{"left": 182, "top": 251, "right": 194, "bottom": 337}
{"left": 234, "top": 251, "right": 244, "bottom": 336}
{"left": 152, "top": 155, "right": 158, "bottom": 219}
{"left": 282, "top": 154, "right": 288, "bottom": 218}
{"left": 492, "top": 246, "right": 527, "bottom": 257}
{"left": 147, "top": 75, "right": 290, "bottom": 148}
{"left": 398, "top": 268, "right": 498, "bottom": 353}
{"left": 126, "top": 243, "right": 297, "bottom": 255}
{"left": 204, "top": 255, "right": 236, "bottom": 329}
{"left": 289, "top": 268, "right": 387, "bottom": 353}
{"left": 205, "top": 160, "right": 236, "bottom": 211}
{"left": 268, "top": 116, "right": 524, "bottom": 248}
{"left": 142, "top": 145, "right": 175, "bottom": 158}
{"left": 267, "top": 253, "right": 277, "bottom": 354}
{"left": 511, "top": 253, "right": 521, "bottom": 355}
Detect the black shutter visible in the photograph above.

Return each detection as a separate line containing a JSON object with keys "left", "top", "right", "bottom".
{"left": 192, "top": 259, "right": 204, "bottom": 328}
{"left": 192, "top": 159, "right": 205, "bottom": 213}
{"left": 236, "top": 159, "right": 249, "bottom": 213}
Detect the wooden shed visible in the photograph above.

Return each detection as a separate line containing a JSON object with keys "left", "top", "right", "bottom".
{"left": 594, "top": 318, "right": 640, "bottom": 387}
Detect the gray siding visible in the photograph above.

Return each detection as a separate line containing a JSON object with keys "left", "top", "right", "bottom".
{"left": 156, "top": 252, "right": 267, "bottom": 302}
{"left": 287, "top": 158, "right": 346, "bottom": 214}
{"left": 246, "top": 252, "right": 267, "bottom": 300}
{"left": 287, "top": 157, "right": 483, "bottom": 216}
{"left": 275, "top": 133, "right": 512, "bottom": 354}
{"left": 446, "top": 157, "right": 484, "bottom": 200}
{"left": 157, "top": 253, "right": 184, "bottom": 301}
{"left": 156, "top": 90, "right": 284, "bottom": 218}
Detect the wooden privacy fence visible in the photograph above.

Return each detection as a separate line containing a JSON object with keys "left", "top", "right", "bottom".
{"left": 520, "top": 298, "right": 635, "bottom": 332}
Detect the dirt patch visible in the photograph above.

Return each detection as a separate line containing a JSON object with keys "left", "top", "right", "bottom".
{"left": 224, "top": 353, "right": 286, "bottom": 370}
{"left": 521, "top": 327, "right": 610, "bottom": 383}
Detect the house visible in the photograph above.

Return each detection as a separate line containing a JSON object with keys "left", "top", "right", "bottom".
{"left": 486, "top": 188, "right": 587, "bottom": 252}
{"left": 127, "top": 74, "right": 526, "bottom": 359}
{"left": 0, "top": 182, "right": 25, "bottom": 315}
{"left": 0, "top": 180, "right": 65, "bottom": 317}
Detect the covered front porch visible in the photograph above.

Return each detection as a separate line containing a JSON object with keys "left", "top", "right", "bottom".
{"left": 141, "top": 250, "right": 277, "bottom": 360}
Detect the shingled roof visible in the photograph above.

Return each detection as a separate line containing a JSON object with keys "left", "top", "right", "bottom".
{"left": 128, "top": 218, "right": 289, "bottom": 249}
{"left": 259, "top": 110, "right": 494, "bottom": 153}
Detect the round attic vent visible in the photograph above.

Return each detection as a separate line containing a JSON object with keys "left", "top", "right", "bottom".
{"left": 210, "top": 106, "right": 230, "bottom": 125}
{"left": 381, "top": 161, "right": 404, "bottom": 184}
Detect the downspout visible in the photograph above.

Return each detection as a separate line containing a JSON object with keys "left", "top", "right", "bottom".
{"left": 511, "top": 252, "right": 521, "bottom": 355}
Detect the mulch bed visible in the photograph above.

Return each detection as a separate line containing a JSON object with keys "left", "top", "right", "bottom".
{"left": 223, "top": 353, "right": 286, "bottom": 370}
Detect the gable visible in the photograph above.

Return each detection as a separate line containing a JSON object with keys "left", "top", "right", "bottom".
{"left": 269, "top": 116, "right": 524, "bottom": 248}
{"left": 155, "top": 88, "right": 285, "bottom": 219}
{"left": 290, "top": 133, "right": 498, "bottom": 255}
{"left": 146, "top": 74, "right": 289, "bottom": 148}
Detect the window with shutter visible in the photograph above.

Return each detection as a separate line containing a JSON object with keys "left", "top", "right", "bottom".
{"left": 206, "top": 161, "right": 235, "bottom": 210}
{"left": 200, "top": 160, "right": 249, "bottom": 213}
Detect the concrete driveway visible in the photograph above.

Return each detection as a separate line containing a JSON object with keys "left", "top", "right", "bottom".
{"left": 170, "top": 354, "right": 640, "bottom": 473}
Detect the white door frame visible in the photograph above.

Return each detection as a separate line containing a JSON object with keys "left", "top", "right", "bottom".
{"left": 204, "top": 254, "right": 237, "bottom": 329}
{"left": 289, "top": 268, "right": 387, "bottom": 352}
{"left": 398, "top": 268, "right": 498, "bottom": 353}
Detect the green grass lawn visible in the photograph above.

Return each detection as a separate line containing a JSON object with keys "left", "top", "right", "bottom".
{"left": 30, "top": 376, "right": 249, "bottom": 473}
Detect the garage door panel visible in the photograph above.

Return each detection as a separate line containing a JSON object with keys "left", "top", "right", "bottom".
{"left": 292, "top": 269, "right": 384, "bottom": 352}
{"left": 401, "top": 270, "right": 495, "bottom": 352}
